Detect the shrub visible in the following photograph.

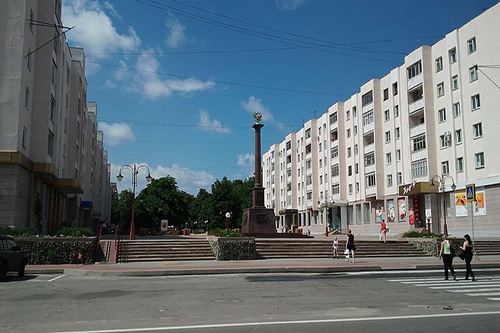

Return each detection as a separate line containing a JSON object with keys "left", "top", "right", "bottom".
{"left": 402, "top": 230, "right": 443, "bottom": 238}
{"left": 56, "top": 227, "right": 94, "bottom": 237}
{"left": 0, "top": 226, "right": 38, "bottom": 237}
{"left": 210, "top": 228, "right": 245, "bottom": 237}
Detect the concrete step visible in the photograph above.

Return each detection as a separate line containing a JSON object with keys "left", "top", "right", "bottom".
{"left": 117, "top": 239, "right": 215, "bottom": 262}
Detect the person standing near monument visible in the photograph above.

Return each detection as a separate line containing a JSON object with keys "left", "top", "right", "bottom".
{"left": 345, "top": 229, "right": 356, "bottom": 263}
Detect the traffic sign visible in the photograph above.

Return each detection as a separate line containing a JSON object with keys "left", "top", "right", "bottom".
{"left": 466, "top": 183, "right": 475, "bottom": 202}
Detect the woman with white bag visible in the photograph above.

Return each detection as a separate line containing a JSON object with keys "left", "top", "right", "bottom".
{"left": 345, "top": 229, "right": 356, "bottom": 263}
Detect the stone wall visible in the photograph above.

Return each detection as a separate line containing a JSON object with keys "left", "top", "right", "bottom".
{"left": 16, "top": 237, "right": 96, "bottom": 265}
{"left": 208, "top": 236, "right": 255, "bottom": 260}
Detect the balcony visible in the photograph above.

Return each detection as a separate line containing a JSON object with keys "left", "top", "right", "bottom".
{"left": 410, "top": 123, "right": 426, "bottom": 137}
{"left": 364, "top": 143, "right": 375, "bottom": 154}
{"left": 363, "top": 121, "right": 374, "bottom": 134}
{"left": 409, "top": 98, "right": 424, "bottom": 114}
{"left": 408, "top": 73, "right": 423, "bottom": 90}
{"left": 362, "top": 101, "right": 373, "bottom": 113}
{"left": 411, "top": 148, "right": 427, "bottom": 162}
{"left": 365, "top": 186, "right": 377, "bottom": 197}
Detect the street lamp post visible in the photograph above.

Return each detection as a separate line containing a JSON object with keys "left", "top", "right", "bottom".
{"left": 117, "top": 163, "right": 152, "bottom": 240}
{"left": 318, "top": 199, "right": 335, "bottom": 237}
{"left": 430, "top": 174, "right": 456, "bottom": 237}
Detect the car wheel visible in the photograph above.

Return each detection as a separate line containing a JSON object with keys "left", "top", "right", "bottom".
{"left": 0, "top": 261, "right": 8, "bottom": 281}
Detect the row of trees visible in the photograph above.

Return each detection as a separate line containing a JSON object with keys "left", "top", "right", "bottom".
{"left": 110, "top": 176, "right": 254, "bottom": 233}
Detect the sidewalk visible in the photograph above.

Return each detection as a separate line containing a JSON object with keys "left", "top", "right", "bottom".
{"left": 26, "top": 255, "right": 500, "bottom": 277}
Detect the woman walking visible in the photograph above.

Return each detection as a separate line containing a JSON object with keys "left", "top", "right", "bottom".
{"left": 439, "top": 236, "right": 456, "bottom": 280}
{"left": 345, "top": 229, "right": 356, "bottom": 263}
{"left": 461, "top": 234, "right": 476, "bottom": 281}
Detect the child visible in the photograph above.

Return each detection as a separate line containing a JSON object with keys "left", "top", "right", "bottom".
{"left": 332, "top": 237, "right": 339, "bottom": 259}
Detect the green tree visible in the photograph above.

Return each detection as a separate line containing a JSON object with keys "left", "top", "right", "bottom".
{"left": 117, "top": 189, "right": 133, "bottom": 233}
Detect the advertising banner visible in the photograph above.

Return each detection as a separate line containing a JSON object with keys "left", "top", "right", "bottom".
{"left": 387, "top": 199, "right": 395, "bottom": 222}
{"left": 398, "top": 197, "right": 407, "bottom": 222}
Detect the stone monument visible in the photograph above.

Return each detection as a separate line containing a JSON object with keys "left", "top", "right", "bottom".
{"left": 242, "top": 112, "right": 277, "bottom": 235}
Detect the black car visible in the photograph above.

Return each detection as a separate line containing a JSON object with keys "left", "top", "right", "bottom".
{"left": 0, "top": 235, "right": 29, "bottom": 280}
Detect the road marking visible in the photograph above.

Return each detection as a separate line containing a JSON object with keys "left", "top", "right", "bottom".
{"left": 488, "top": 298, "right": 500, "bottom": 301}
{"left": 466, "top": 292, "right": 500, "bottom": 296}
{"left": 448, "top": 288, "right": 500, "bottom": 293}
{"left": 48, "top": 311, "right": 500, "bottom": 333}
{"left": 414, "top": 280, "right": 500, "bottom": 287}
{"left": 430, "top": 284, "right": 500, "bottom": 290}
{"left": 48, "top": 275, "right": 66, "bottom": 283}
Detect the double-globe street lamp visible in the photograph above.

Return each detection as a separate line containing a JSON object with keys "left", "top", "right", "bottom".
{"left": 430, "top": 174, "right": 456, "bottom": 237}
{"left": 117, "top": 164, "right": 152, "bottom": 240}
{"left": 318, "top": 199, "right": 335, "bottom": 236}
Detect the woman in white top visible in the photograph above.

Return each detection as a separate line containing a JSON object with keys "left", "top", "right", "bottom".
{"left": 439, "top": 236, "right": 456, "bottom": 280}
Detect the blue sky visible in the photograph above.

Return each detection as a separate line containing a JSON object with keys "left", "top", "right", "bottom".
{"left": 61, "top": 0, "right": 498, "bottom": 195}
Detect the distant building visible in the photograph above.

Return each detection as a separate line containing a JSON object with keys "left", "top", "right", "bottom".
{"left": 0, "top": 0, "right": 111, "bottom": 232}
{"left": 263, "top": 3, "right": 500, "bottom": 237}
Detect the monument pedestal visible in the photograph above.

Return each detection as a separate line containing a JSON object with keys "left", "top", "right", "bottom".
{"left": 242, "top": 207, "right": 276, "bottom": 235}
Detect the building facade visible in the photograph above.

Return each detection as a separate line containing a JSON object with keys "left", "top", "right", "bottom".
{"left": 0, "top": 0, "right": 111, "bottom": 232}
{"left": 263, "top": 3, "right": 500, "bottom": 237}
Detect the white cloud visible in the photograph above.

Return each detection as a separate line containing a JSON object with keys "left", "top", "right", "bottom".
{"left": 98, "top": 122, "right": 136, "bottom": 147}
{"left": 111, "top": 163, "right": 216, "bottom": 195}
{"left": 63, "top": 0, "right": 141, "bottom": 58}
{"left": 237, "top": 153, "right": 255, "bottom": 177}
{"left": 130, "top": 52, "right": 215, "bottom": 99}
{"left": 275, "top": 0, "right": 306, "bottom": 11}
{"left": 241, "top": 96, "right": 274, "bottom": 122}
{"left": 198, "top": 110, "right": 231, "bottom": 134}
{"left": 166, "top": 15, "right": 187, "bottom": 49}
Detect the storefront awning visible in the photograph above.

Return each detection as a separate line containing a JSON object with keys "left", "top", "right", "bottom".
{"left": 398, "top": 181, "right": 439, "bottom": 196}
{"left": 54, "top": 178, "right": 83, "bottom": 194}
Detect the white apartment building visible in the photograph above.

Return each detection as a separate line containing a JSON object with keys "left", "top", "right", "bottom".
{"left": 263, "top": 3, "right": 500, "bottom": 237}
{"left": 0, "top": 0, "right": 111, "bottom": 232}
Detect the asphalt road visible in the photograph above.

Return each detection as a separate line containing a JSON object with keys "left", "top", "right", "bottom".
{"left": 1, "top": 269, "right": 500, "bottom": 332}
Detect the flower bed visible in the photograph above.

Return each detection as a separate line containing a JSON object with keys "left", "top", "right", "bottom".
{"left": 15, "top": 237, "right": 96, "bottom": 265}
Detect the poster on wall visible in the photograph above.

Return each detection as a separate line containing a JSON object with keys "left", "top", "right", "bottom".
{"left": 398, "top": 197, "right": 407, "bottom": 222}
{"left": 376, "top": 203, "right": 383, "bottom": 223}
{"left": 408, "top": 197, "right": 415, "bottom": 225}
{"left": 386, "top": 199, "right": 395, "bottom": 222}
{"left": 474, "top": 190, "right": 486, "bottom": 216}
{"left": 455, "top": 191, "right": 467, "bottom": 217}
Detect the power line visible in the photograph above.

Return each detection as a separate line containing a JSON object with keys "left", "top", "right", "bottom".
{"left": 477, "top": 66, "right": 500, "bottom": 91}
{"left": 87, "top": 60, "right": 345, "bottom": 96}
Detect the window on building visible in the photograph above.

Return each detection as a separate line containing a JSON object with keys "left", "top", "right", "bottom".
{"left": 354, "top": 125, "right": 357, "bottom": 135}
{"left": 383, "top": 88, "right": 389, "bottom": 101}
{"left": 330, "top": 129, "right": 338, "bottom": 142}
{"left": 453, "top": 102, "right": 461, "bottom": 117}
{"left": 471, "top": 94, "right": 481, "bottom": 110}
{"left": 468, "top": 37, "right": 477, "bottom": 54}
{"left": 455, "top": 129, "right": 462, "bottom": 144}
{"left": 22, "top": 127, "right": 27, "bottom": 149}
{"left": 25, "top": 87, "right": 30, "bottom": 110}
{"left": 449, "top": 48, "right": 457, "bottom": 64}
{"left": 469, "top": 66, "right": 478, "bottom": 82}
{"left": 306, "top": 144, "right": 312, "bottom": 154}
{"left": 355, "top": 163, "right": 359, "bottom": 174}
{"left": 440, "top": 134, "right": 451, "bottom": 148}
{"left": 392, "top": 82, "right": 398, "bottom": 96}
{"left": 387, "top": 174, "right": 393, "bottom": 188}
{"left": 386, "top": 153, "right": 392, "bottom": 165}
{"left": 364, "top": 152, "right": 375, "bottom": 166}
{"left": 384, "top": 110, "right": 390, "bottom": 122}
{"left": 452, "top": 75, "right": 459, "bottom": 90}
{"left": 437, "top": 82, "right": 445, "bottom": 97}
{"left": 435, "top": 57, "right": 443, "bottom": 72}
{"left": 306, "top": 175, "right": 312, "bottom": 185}
{"left": 394, "top": 105, "right": 399, "bottom": 118}
{"left": 286, "top": 141, "right": 291, "bottom": 150}
{"left": 307, "top": 192, "right": 312, "bottom": 200}
{"left": 47, "top": 132, "right": 54, "bottom": 158}
{"left": 319, "top": 175, "right": 323, "bottom": 185}
{"left": 407, "top": 60, "right": 422, "bottom": 79}
{"left": 347, "top": 128, "right": 351, "bottom": 138}
{"left": 412, "top": 159, "right": 428, "bottom": 178}
{"left": 396, "top": 127, "right": 400, "bottom": 140}
{"left": 354, "top": 144, "right": 358, "bottom": 155}
{"left": 456, "top": 157, "right": 464, "bottom": 173}
{"left": 319, "top": 159, "right": 323, "bottom": 169}
{"left": 330, "top": 112, "right": 337, "bottom": 124}
{"left": 353, "top": 106, "right": 357, "bottom": 117}
{"left": 331, "top": 146, "right": 338, "bottom": 159}
{"left": 413, "top": 134, "right": 426, "bottom": 152}
{"left": 349, "top": 184, "right": 353, "bottom": 195}
{"left": 438, "top": 108, "right": 446, "bottom": 123}
{"left": 50, "top": 95, "right": 56, "bottom": 120}
{"left": 346, "top": 110, "right": 350, "bottom": 121}
{"left": 396, "top": 149, "right": 401, "bottom": 161}
{"left": 366, "top": 173, "right": 376, "bottom": 187}
{"left": 473, "top": 123, "right": 483, "bottom": 138}
{"left": 332, "top": 164, "right": 339, "bottom": 176}
{"left": 385, "top": 131, "right": 391, "bottom": 143}
{"left": 332, "top": 184, "right": 340, "bottom": 194}
{"left": 305, "top": 128, "right": 311, "bottom": 138}
{"left": 306, "top": 159, "right": 312, "bottom": 169}
{"left": 397, "top": 172, "right": 402, "bottom": 185}
{"left": 347, "top": 147, "right": 351, "bottom": 158}
{"left": 356, "top": 182, "right": 360, "bottom": 193}
{"left": 441, "top": 161, "right": 450, "bottom": 175}
{"left": 348, "top": 165, "right": 352, "bottom": 176}
{"left": 363, "top": 111, "right": 373, "bottom": 126}
{"left": 362, "top": 91, "right": 373, "bottom": 106}
{"left": 475, "top": 152, "right": 484, "bottom": 169}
